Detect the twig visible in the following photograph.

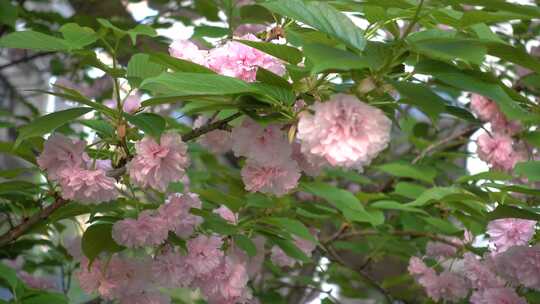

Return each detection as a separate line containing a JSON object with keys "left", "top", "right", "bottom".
{"left": 0, "top": 196, "right": 68, "bottom": 247}
{"left": 401, "top": 0, "right": 425, "bottom": 40}
{"left": 0, "top": 52, "right": 55, "bottom": 71}
{"left": 335, "top": 230, "right": 464, "bottom": 249}
{"left": 412, "top": 125, "right": 478, "bottom": 164}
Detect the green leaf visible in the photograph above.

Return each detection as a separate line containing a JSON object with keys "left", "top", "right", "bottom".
{"left": 127, "top": 54, "right": 166, "bottom": 87}
{"left": 256, "top": 67, "right": 292, "bottom": 89}
{"left": 59, "top": 23, "right": 97, "bottom": 50}
{"left": 304, "top": 43, "right": 369, "bottom": 74}
{"left": 371, "top": 200, "right": 428, "bottom": 214}
{"left": 0, "top": 31, "right": 70, "bottom": 51}
{"left": 15, "top": 107, "right": 93, "bottom": 147}
{"left": 271, "top": 237, "right": 310, "bottom": 263}
{"left": 262, "top": 0, "right": 366, "bottom": 51}
{"left": 128, "top": 24, "right": 157, "bottom": 45}
{"left": 236, "top": 39, "right": 303, "bottom": 65}
{"left": 141, "top": 72, "right": 256, "bottom": 96}
{"left": 264, "top": 217, "right": 317, "bottom": 243}
{"left": 0, "top": 0, "right": 17, "bottom": 28}
{"left": 485, "top": 42, "right": 540, "bottom": 75}
{"left": 194, "top": 25, "right": 229, "bottom": 38}
{"left": 421, "top": 217, "right": 461, "bottom": 234}
{"left": 515, "top": 161, "right": 540, "bottom": 182}
{"left": 406, "top": 186, "right": 462, "bottom": 207}
{"left": 97, "top": 18, "right": 127, "bottom": 37}
{"left": 408, "top": 38, "right": 487, "bottom": 65}
{"left": 415, "top": 60, "right": 534, "bottom": 121}
{"left": 21, "top": 292, "right": 68, "bottom": 304}
{"left": 488, "top": 205, "right": 540, "bottom": 221}
{"left": 377, "top": 162, "right": 437, "bottom": 184}
{"left": 234, "top": 235, "right": 257, "bottom": 257}
{"left": 393, "top": 182, "right": 427, "bottom": 199}
{"left": 301, "top": 182, "right": 381, "bottom": 226}
{"left": 149, "top": 53, "right": 216, "bottom": 74}
{"left": 126, "top": 113, "right": 166, "bottom": 139}
{"left": 0, "top": 263, "right": 23, "bottom": 297}
{"left": 78, "top": 119, "right": 115, "bottom": 138}
{"left": 523, "top": 131, "right": 540, "bottom": 148}
{"left": 457, "top": 171, "right": 513, "bottom": 183}
{"left": 81, "top": 223, "right": 124, "bottom": 262}
{"left": 390, "top": 81, "right": 446, "bottom": 121}
{"left": 442, "top": 0, "right": 540, "bottom": 18}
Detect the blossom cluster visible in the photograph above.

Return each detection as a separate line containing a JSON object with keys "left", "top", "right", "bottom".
{"left": 471, "top": 94, "right": 527, "bottom": 171}
{"left": 408, "top": 218, "right": 537, "bottom": 303}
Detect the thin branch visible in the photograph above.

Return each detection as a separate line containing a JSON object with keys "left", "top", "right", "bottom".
{"left": 0, "top": 52, "right": 55, "bottom": 71}
{"left": 401, "top": 0, "right": 425, "bottom": 40}
{"left": 412, "top": 125, "right": 478, "bottom": 164}
{"left": 335, "top": 230, "right": 464, "bottom": 249}
{"left": 0, "top": 196, "right": 69, "bottom": 247}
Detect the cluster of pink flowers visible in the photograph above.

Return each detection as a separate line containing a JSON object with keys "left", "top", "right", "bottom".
{"left": 112, "top": 192, "right": 203, "bottom": 247}
{"left": 409, "top": 218, "right": 537, "bottom": 303}
{"left": 37, "top": 134, "right": 118, "bottom": 203}
{"left": 471, "top": 94, "right": 527, "bottom": 171}
{"left": 232, "top": 118, "right": 301, "bottom": 196}
{"left": 128, "top": 132, "right": 190, "bottom": 191}
{"left": 193, "top": 115, "right": 233, "bottom": 154}
{"left": 169, "top": 34, "right": 284, "bottom": 82}
{"left": 4, "top": 258, "right": 58, "bottom": 291}
{"left": 270, "top": 234, "right": 317, "bottom": 268}
{"left": 297, "top": 94, "right": 392, "bottom": 170}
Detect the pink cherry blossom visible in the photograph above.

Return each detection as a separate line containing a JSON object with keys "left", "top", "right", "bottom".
{"left": 291, "top": 142, "right": 324, "bottom": 177}
{"left": 425, "top": 241, "right": 457, "bottom": 259}
{"left": 493, "top": 245, "right": 540, "bottom": 290}
{"left": 234, "top": 23, "right": 266, "bottom": 36}
{"left": 470, "top": 94, "right": 500, "bottom": 122}
{"left": 214, "top": 205, "right": 237, "bottom": 224}
{"left": 297, "top": 94, "right": 392, "bottom": 170}
{"left": 128, "top": 132, "right": 190, "bottom": 191}
{"left": 123, "top": 95, "right": 141, "bottom": 113}
{"left": 119, "top": 291, "right": 171, "bottom": 304}
{"left": 193, "top": 116, "right": 233, "bottom": 154}
{"left": 408, "top": 257, "right": 434, "bottom": 277}
{"left": 93, "top": 159, "right": 112, "bottom": 171}
{"left": 198, "top": 253, "right": 252, "bottom": 304}
{"left": 487, "top": 218, "right": 536, "bottom": 253}
{"left": 37, "top": 134, "right": 89, "bottom": 180}
{"left": 241, "top": 158, "right": 300, "bottom": 197}
{"left": 422, "top": 271, "right": 469, "bottom": 303}
{"left": 206, "top": 34, "right": 285, "bottom": 82}
{"left": 152, "top": 250, "right": 191, "bottom": 288}
{"left": 271, "top": 236, "right": 316, "bottom": 267}
{"left": 58, "top": 167, "right": 118, "bottom": 203}
{"left": 470, "top": 288, "right": 526, "bottom": 304}
{"left": 112, "top": 211, "right": 169, "bottom": 248}
{"left": 186, "top": 235, "right": 224, "bottom": 277}
{"left": 158, "top": 192, "right": 203, "bottom": 238}
{"left": 462, "top": 253, "right": 504, "bottom": 290}
{"left": 232, "top": 118, "right": 292, "bottom": 165}
{"left": 169, "top": 39, "right": 208, "bottom": 66}
{"left": 477, "top": 133, "right": 525, "bottom": 171}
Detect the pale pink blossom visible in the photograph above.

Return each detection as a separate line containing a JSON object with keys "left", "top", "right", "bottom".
{"left": 19, "top": 272, "right": 58, "bottom": 290}
{"left": 491, "top": 113, "right": 522, "bottom": 135}
{"left": 425, "top": 241, "right": 457, "bottom": 259}
{"left": 271, "top": 236, "right": 316, "bottom": 267}
{"left": 152, "top": 250, "right": 191, "bottom": 288}
{"left": 37, "top": 134, "right": 89, "bottom": 180}
{"left": 470, "top": 288, "right": 526, "bottom": 304}
{"left": 422, "top": 271, "right": 469, "bottom": 303}
{"left": 112, "top": 211, "right": 169, "bottom": 248}
{"left": 408, "top": 257, "right": 434, "bottom": 277}
{"left": 199, "top": 254, "right": 252, "bottom": 304}
{"left": 477, "top": 133, "right": 525, "bottom": 171}
{"left": 487, "top": 218, "right": 536, "bottom": 253}
{"left": 65, "top": 236, "right": 83, "bottom": 260}
{"left": 246, "top": 236, "right": 266, "bottom": 278}
{"left": 291, "top": 142, "right": 324, "bottom": 176}
{"left": 470, "top": 94, "right": 500, "bottom": 122}
{"left": 169, "top": 39, "right": 208, "bottom": 66}
{"left": 194, "top": 116, "right": 233, "bottom": 154}
{"left": 297, "top": 94, "right": 392, "bottom": 170}
{"left": 207, "top": 34, "right": 285, "bottom": 82}
{"left": 462, "top": 253, "right": 504, "bottom": 290}
{"left": 232, "top": 118, "right": 292, "bottom": 165}
{"left": 241, "top": 158, "right": 300, "bottom": 197}
{"left": 493, "top": 245, "right": 540, "bottom": 290}
{"left": 123, "top": 95, "right": 142, "bottom": 113}
{"left": 128, "top": 132, "right": 190, "bottom": 191}
{"left": 186, "top": 235, "right": 224, "bottom": 277}
{"left": 58, "top": 167, "right": 118, "bottom": 203}
{"left": 214, "top": 205, "right": 237, "bottom": 224}
{"left": 158, "top": 192, "right": 203, "bottom": 238}
{"left": 93, "top": 159, "right": 112, "bottom": 171}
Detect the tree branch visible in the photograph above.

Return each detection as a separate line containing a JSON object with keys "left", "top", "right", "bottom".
{"left": 0, "top": 196, "right": 69, "bottom": 247}
{"left": 412, "top": 125, "right": 478, "bottom": 164}
{"left": 0, "top": 52, "right": 55, "bottom": 71}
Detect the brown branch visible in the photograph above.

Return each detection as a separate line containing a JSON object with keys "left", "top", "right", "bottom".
{"left": 0, "top": 196, "right": 69, "bottom": 247}
{"left": 334, "top": 230, "right": 464, "bottom": 249}
{"left": 0, "top": 52, "right": 55, "bottom": 71}
{"left": 412, "top": 125, "right": 478, "bottom": 164}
